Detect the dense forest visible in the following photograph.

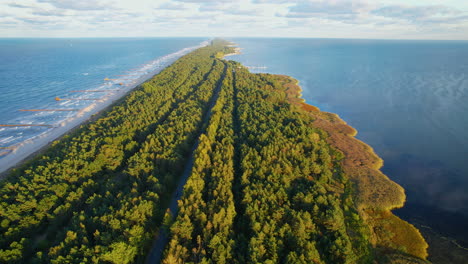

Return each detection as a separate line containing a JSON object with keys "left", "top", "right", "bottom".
{"left": 0, "top": 39, "right": 428, "bottom": 263}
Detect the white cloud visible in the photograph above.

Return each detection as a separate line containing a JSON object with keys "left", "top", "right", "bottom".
{"left": 0, "top": 0, "right": 467, "bottom": 39}
{"left": 288, "top": 0, "right": 371, "bottom": 15}
{"left": 158, "top": 2, "right": 190, "bottom": 10}
{"left": 276, "top": 0, "right": 468, "bottom": 37}
{"left": 372, "top": 5, "right": 467, "bottom": 24}
{"left": 199, "top": 2, "right": 262, "bottom": 16}
{"left": 37, "top": 0, "right": 113, "bottom": 11}
{"left": 175, "top": 0, "right": 233, "bottom": 3}
{"left": 8, "top": 3, "right": 32, "bottom": 9}
{"left": 32, "top": 8, "right": 68, "bottom": 16}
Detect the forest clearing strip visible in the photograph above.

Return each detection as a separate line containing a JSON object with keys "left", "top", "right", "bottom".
{"left": 145, "top": 61, "right": 227, "bottom": 264}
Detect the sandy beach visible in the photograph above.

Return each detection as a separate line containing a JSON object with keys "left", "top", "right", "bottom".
{"left": 0, "top": 42, "right": 208, "bottom": 176}
{"left": 223, "top": 47, "right": 242, "bottom": 57}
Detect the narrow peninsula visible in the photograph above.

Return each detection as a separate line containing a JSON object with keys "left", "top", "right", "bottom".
{"left": 0, "top": 39, "right": 428, "bottom": 263}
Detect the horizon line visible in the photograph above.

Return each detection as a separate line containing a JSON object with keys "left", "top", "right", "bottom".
{"left": 1, "top": 36, "right": 468, "bottom": 42}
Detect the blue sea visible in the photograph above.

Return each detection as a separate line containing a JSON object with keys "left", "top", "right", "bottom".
{"left": 0, "top": 37, "right": 207, "bottom": 156}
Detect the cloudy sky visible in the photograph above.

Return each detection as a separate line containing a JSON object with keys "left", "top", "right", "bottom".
{"left": 1, "top": 0, "right": 468, "bottom": 39}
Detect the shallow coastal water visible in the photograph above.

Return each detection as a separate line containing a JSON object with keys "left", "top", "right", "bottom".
{"left": 228, "top": 38, "right": 468, "bottom": 259}
{"left": 0, "top": 38, "right": 206, "bottom": 166}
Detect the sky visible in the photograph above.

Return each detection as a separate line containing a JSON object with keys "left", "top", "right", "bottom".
{"left": 1, "top": 0, "right": 468, "bottom": 40}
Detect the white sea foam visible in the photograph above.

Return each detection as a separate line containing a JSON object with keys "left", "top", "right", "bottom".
{"left": 0, "top": 136, "right": 14, "bottom": 144}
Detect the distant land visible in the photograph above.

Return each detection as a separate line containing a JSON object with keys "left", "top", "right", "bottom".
{"left": 0, "top": 39, "right": 428, "bottom": 263}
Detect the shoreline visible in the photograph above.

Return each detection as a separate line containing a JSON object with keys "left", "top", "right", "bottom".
{"left": 267, "top": 73, "right": 428, "bottom": 260}
{"left": 0, "top": 88, "right": 129, "bottom": 178}
{"left": 0, "top": 42, "right": 208, "bottom": 177}
{"left": 223, "top": 42, "right": 242, "bottom": 57}
{"left": 223, "top": 47, "right": 242, "bottom": 57}
{"left": 211, "top": 48, "right": 427, "bottom": 259}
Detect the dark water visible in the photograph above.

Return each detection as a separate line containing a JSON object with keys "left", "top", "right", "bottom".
{"left": 0, "top": 38, "right": 206, "bottom": 154}
{"left": 228, "top": 38, "right": 468, "bottom": 256}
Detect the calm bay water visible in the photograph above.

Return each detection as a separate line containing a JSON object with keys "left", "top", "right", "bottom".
{"left": 229, "top": 38, "right": 468, "bottom": 255}
{"left": 0, "top": 38, "right": 206, "bottom": 154}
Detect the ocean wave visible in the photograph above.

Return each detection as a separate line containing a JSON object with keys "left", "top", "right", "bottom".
{"left": 0, "top": 136, "right": 15, "bottom": 144}
{"left": 0, "top": 40, "right": 209, "bottom": 160}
